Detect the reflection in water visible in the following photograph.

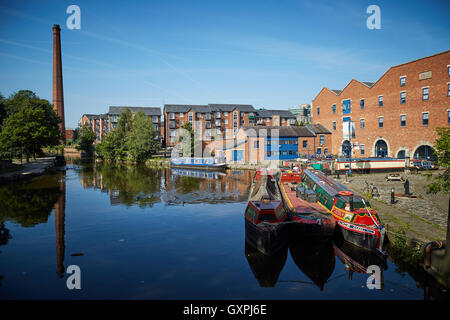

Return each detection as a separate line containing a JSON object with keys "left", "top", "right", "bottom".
{"left": 334, "top": 239, "right": 387, "bottom": 288}
{"left": 54, "top": 171, "right": 66, "bottom": 278}
{"left": 75, "top": 162, "right": 252, "bottom": 207}
{"left": 245, "top": 241, "right": 288, "bottom": 287}
{"left": 0, "top": 174, "right": 62, "bottom": 227}
{"left": 289, "top": 240, "right": 335, "bottom": 291}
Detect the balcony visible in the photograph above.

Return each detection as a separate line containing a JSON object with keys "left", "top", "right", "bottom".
{"left": 215, "top": 120, "right": 221, "bottom": 126}
{"left": 215, "top": 112, "right": 221, "bottom": 119}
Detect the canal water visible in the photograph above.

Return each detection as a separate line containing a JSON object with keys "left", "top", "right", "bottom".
{"left": 0, "top": 161, "right": 447, "bottom": 300}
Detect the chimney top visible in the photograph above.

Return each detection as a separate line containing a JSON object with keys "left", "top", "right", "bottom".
{"left": 53, "top": 24, "right": 61, "bottom": 31}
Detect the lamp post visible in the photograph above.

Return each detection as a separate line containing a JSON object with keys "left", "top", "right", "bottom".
{"left": 348, "top": 119, "right": 352, "bottom": 175}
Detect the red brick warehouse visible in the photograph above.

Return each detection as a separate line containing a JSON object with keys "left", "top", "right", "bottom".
{"left": 312, "top": 50, "right": 450, "bottom": 160}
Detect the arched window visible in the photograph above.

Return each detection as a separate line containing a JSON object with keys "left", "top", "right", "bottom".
{"left": 413, "top": 145, "right": 436, "bottom": 160}
{"left": 397, "top": 150, "right": 406, "bottom": 159}
{"left": 375, "top": 140, "right": 388, "bottom": 157}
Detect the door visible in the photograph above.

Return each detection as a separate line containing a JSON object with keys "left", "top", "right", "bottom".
{"left": 233, "top": 150, "right": 244, "bottom": 161}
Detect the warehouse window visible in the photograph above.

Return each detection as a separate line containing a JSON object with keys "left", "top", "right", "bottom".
{"left": 317, "top": 107, "right": 320, "bottom": 115}
{"left": 422, "top": 112, "right": 429, "bottom": 126}
{"left": 400, "top": 114, "right": 406, "bottom": 127}
{"left": 400, "top": 76, "right": 406, "bottom": 87}
{"left": 332, "top": 121, "right": 336, "bottom": 131}
{"left": 422, "top": 87, "right": 429, "bottom": 101}
{"left": 360, "top": 118, "right": 365, "bottom": 129}
{"left": 360, "top": 99, "right": 364, "bottom": 110}
{"left": 378, "top": 117, "right": 383, "bottom": 128}
{"left": 400, "top": 91, "right": 406, "bottom": 104}
{"left": 332, "top": 104, "right": 336, "bottom": 114}
{"left": 319, "top": 135, "right": 325, "bottom": 145}
{"left": 360, "top": 144, "right": 365, "bottom": 155}
{"left": 378, "top": 95, "right": 383, "bottom": 107}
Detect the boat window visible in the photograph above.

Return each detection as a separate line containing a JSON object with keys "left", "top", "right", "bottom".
{"left": 259, "top": 213, "right": 276, "bottom": 222}
{"left": 245, "top": 205, "right": 258, "bottom": 220}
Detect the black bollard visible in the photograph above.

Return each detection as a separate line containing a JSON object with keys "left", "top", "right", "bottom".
{"left": 391, "top": 188, "right": 395, "bottom": 204}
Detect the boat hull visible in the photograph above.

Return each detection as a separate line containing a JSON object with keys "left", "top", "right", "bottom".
{"left": 289, "top": 215, "right": 335, "bottom": 243}
{"left": 333, "top": 219, "right": 384, "bottom": 252}
{"left": 170, "top": 164, "right": 227, "bottom": 171}
{"left": 244, "top": 218, "right": 288, "bottom": 255}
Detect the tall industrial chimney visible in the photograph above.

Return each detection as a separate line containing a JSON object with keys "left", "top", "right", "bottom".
{"left": 52, "top": 24, "right": 65, "bottom": 143}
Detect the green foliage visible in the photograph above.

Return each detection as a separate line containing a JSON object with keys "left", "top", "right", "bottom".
{"left": 76, "top": 123, "right": 96, "bottom": 156}
{"left": 426, "top": 127, "right": 450, "bottom": 194}
{"left": 72, "top": 127, "right": 81, "bottom": 144}
{"left": 388, "top": 229, "right": 423, "bottom": 267}
{"left": 0, "top": 93, "right": 61, "bottom": 161}
{"left": 96, "top": 108, "right": 160, "bottom": 162}
{"left": 126, "top": 111, "right": 159, "bottom": 162}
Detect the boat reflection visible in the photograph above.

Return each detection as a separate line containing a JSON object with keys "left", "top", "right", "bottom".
{"left": 334, "top": 239, "right": 387, "bottom": 288}
{"left": 244, "top": 238, "right": 288, "bottom": 287}
{"left": 289, "top": 240, "right": 335, "bottom": 291}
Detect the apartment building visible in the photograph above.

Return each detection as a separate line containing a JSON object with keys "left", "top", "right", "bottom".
{"left": 164, "top": 104, "right": 297, "bottom": 147}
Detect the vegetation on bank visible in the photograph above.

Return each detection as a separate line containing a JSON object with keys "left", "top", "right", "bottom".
{"left": 95, "top": 108, "right": 160, "bottom": 162}
{"left": 426, "top": 127, "right": 449, "bottom": 195}
{"left": 0, "top": 90, "right": 61, "bottom": 162}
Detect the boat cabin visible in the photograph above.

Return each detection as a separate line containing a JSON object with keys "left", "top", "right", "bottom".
{"left": 245, "top": 199, "right": 287, "bottom": 224}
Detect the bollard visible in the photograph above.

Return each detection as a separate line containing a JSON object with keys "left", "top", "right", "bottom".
{"left": 404, "top": 179, "right": 410, "bottom": 196}
{"left": 391, "top": 188, "right": 395, "bottom": 204}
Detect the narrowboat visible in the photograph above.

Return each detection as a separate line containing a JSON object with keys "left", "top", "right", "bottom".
{"left": 299, "top": 169, "right": 386, "bottom": 254}
{"left": 278, "top": 169, "right": 335, "bottom": 242}
{"left": 170, "top": 157, "right": 227, "bottom": 170}
{"left": 244, "top": 169, "right": 289, "bottom": 255}
{"left": 289, "top": 240, "right": 335, "bottom": 291}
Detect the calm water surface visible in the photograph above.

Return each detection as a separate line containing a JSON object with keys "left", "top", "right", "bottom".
{"left": 0, "top": 161, "right": 447, "bottom": 299}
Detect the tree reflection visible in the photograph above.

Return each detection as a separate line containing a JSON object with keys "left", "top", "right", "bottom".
{"left": 0, "top": 174, "right": 62, "bottom": 227}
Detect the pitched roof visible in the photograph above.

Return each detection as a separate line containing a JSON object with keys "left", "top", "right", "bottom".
{"left": 306, "top": 123, "right": 332, "bottom": 134}
{"left": 109, "top": 106, "right": 161, "bottom": 116}
{"left": 164, "top": 104, "right": 210, "bottom": 113}
{"left": 241, "top": 126, "right": 315, "bottom": 137}
{"left": 82, "top": 114, "right": 108, "bottom": 120}
{"left": 255, "top": 109, "right": 295, "bottom": 118}
{"left": 330, "top": 89, "right": 342, "bottom": 95}
{"left": 208, "top": 104, "right": 255, "bottom": 112}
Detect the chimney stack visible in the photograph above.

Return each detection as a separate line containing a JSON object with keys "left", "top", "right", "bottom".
{"left": 52, "top": 24, "right": 65, "bottom": 143}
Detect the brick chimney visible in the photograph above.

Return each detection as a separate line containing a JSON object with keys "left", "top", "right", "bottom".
{"left": 52, "top": 24, "right": 65, "bottom": 143}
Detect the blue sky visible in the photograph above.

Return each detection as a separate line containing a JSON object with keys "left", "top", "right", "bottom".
{"left": 0, "top": 0, "right": 449, "bottom": 128}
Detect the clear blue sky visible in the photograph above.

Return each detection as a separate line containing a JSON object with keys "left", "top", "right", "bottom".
{"left": 0, "top": 0, "right": 449, "bottom": 128}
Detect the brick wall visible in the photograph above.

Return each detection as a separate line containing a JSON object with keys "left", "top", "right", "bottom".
{"left": 312, "top": 51, "right": 450, "bottom": 158}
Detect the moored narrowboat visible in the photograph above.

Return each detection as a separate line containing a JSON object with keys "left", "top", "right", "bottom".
{"left": 299, "top": 169, "right": 386, "bottom": 254}
{"left": 244, "top": 169, "right": 289, "bottom": 255}
{"left": 278, "top": 169, "right": 335, "bottom": 242}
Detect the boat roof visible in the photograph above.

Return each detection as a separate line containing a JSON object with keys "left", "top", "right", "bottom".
{"left": 303, "top": 169, "right": 364, "bottom": 201}
{"left": 250, "top": 200, "right": 282, "bottom": 211}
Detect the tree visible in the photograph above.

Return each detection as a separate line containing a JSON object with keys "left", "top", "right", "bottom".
{"left": 426, "top": 127, "right": 450, "bottom": 194}
{"left": 0, "top": 98, "right": 61, "bottom": 161}
{"left": 126, "top": 111, "right": 159, "bottom": 162}
{"left": 0, "top": 93, "right": 6, "bottom": 128}
{"left": 4, "top": 90, "right": 39, "bottom": 117}
{"left": 76, "top": 123, "right": 96, "bottom": 156}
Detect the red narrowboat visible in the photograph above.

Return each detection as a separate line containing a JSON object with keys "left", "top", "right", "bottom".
{"left": 278, "top": 169, "right": 336, "bottom": 242}
{"left": 245, "top": 169, "right": 289, "bottom": 255}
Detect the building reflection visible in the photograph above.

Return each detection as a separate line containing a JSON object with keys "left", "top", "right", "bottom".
{"left": 78, "top": 163, "right": 252, "bottom": 207}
